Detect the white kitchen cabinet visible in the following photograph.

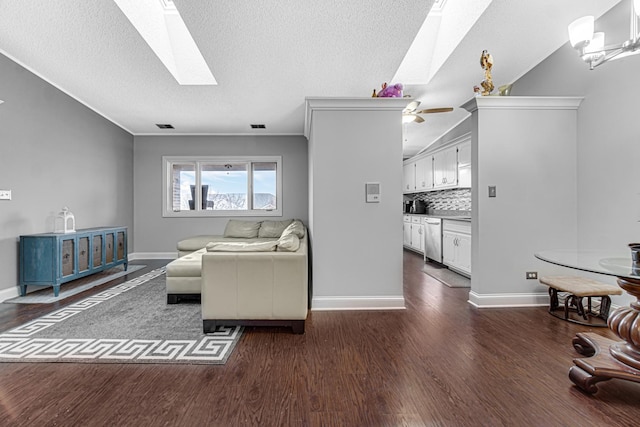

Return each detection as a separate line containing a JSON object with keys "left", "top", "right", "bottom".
{"left": 442, "top": 220, "right": 471, "bottom": 276}
{"left": 411, "top": 216, "right": 424, "bottom": 253}
{"left": 403, "top": 215, "right": 424, "bottom": 254}
{"left": 457, "top": 141, "right": 472, "bottom": 188}
{"left": 403, "top": 162, "right": 415, "bottom": 193}
{"left": 415, "top": 155, "right": 433, "bottom": 191}
{"left": 433, "top": 146, "right": 458, "bottom": 189}
{"left": 403, "top": 215, "right": 412, "bottom": 246}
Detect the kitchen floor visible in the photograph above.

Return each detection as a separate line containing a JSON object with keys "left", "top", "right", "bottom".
{"left": 421, "top": 258, "right": 471, "bottom": 287}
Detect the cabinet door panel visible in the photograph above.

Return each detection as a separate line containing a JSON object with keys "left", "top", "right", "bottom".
{"left": 457, "top": 233, "right": 472, "bottom": 274}
{"left": 444, "top": 148, "right": 458, "bottom": 185}
{"left": 117, "top": 231, "right": 126, "bottom": 261}
{"left": 416, "top": 157, "right": 433, "bottom": 191}
{"left": 442, "top": 231, "right": 456, "bottom": 265}
{"left": 403, "top": 163, "right": 415, "bottom": 193}
{"left": 61, "top": 239, "right": 75, "bottom": 277}
{"left": 106, "top": 233, "right": 114, "bottom": 264}
{"left": 93, "top": 235, "right": 103, "bottom": 268}
{"left": 458, "top": 141, "right": 472, "bottom": 188}
{"left": 433, "top": 147, "right": 458, "bottom": 188}
{"left": 411, "top": 224, "right": 423, "bottom": 252}
{"left": 78, "top": 236, "right": 90, "bottom": 272}
{"left": 403, "top": 223, "right": 412, "bottom": 246}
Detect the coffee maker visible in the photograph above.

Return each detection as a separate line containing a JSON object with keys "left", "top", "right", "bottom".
{"left": 414, "top": 199, "right": 426, "bottom": 214}
{"left": 404, "top": 200, "right": 413, "bottom": 213}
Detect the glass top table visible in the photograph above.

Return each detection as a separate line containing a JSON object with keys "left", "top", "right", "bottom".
{"left": 535, "top": 248, "right": 640, "bottom": 394}
{"left": 535, "top": 250, "right": 639, "bottom": 280}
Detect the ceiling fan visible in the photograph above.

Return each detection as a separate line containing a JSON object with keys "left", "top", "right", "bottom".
{"left": 402, "top": 100, "right": 453, "bottom": 123}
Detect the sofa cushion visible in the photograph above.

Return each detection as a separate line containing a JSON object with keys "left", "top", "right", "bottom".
{"left": 166, "top": 248, "right": 206, "bottom": 278}
{"left": 223, "top": 220, "right": 262, "bottom": 238}
{"left": 281, "top": 220, "right": 305, "bottom": 239}
{"left": 206, "top": 240, "right": 278, "bottom": 252}
{"left": 277, "top": 233, "right": 300, "bottom": 252}
{"left": 258, "top": 219, "right": 294, "bottom": 238}
{"left": 178, "top": 236, "right": 277, "bottom": 252}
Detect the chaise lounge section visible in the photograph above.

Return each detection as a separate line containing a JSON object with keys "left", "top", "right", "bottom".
{"left": 202, "top": 232, "right": 308, "bottom": 334}
{"left": 166, "top": 219, "right": 309, "bottom": 333}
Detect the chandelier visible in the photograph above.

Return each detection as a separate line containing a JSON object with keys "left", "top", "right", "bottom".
{"left": 568, "top": 0, "right": 640, "bottom": 69}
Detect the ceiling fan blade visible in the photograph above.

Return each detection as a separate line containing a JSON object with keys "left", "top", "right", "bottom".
{"left": 416, "top": 107, "right": 454, "bottom": 114}
{"left": 403, "top": 100, "right": 421, "bottom": 114}
{"left": 413, "top": 115, "right": 425, "bottom": 123}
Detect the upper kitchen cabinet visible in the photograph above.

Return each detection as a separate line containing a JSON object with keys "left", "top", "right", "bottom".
{"left": 403, "top": 161, "right": 416, "bottom": 193}
{"left": 433, "top": 146, "right": 458, "bottom": 189}
{"left": 457, "top": 140, "right": 471, "bottom": 188}
{"left": 415, "top": 156, "right": 433, "bottom": 191}
{"left": 403, "top": 133, "right": 471, "bottom": 193}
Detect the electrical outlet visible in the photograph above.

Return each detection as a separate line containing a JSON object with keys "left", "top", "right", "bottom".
{"left": 526, "top": 271, "right": 538, "bottom": 280}
{"left": 0, "top": 190, "right": 11, "bottom": 200}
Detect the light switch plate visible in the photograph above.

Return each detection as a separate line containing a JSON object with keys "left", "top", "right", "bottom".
{"left": 0, "top": 190, "right": 11, "bottom": 200}
{"left": 488, "top": 186, "right": 496, "bottom": 198}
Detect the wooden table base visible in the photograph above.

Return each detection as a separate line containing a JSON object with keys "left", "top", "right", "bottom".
{"left": 570, "top": 332, "right": 640, "bottom": 393}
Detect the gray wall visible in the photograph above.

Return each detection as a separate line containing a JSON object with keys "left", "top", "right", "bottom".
{"left": 0, "top": 53, "right": 134, "bottom": 299}
{"left": 307, "top": 99, "right": 406, "bottom": 309}
{"left": 511, "top": 1, "right": 640, "bottom": 305}
{"left": 467, "top": 97, "right": 579, "bottom": 307}
{"left": 437, "top": 1, "right": 639, "bottom": 307}
{"left": 133, "top": 135, "right": 308, "bottom": 255}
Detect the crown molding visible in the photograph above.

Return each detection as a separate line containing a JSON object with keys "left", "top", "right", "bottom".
{"left": 461, "top": 96, "right": 584, "bottom": 113}
{"left": 304, "top": 97, "right": 410, "bottom": 139}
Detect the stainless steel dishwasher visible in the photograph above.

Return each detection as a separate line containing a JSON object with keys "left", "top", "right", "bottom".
{"left": 423, "top": 217, "right": 442, "bottom": 263}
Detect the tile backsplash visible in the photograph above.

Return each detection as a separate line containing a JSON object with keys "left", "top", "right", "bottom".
{"left": 410, "top": 188, "right": 471, "bottom": 212}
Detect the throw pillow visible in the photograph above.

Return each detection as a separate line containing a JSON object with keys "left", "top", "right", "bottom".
{"left": 223, "top": 220, "right": 262, "bottom": 238}
{"left": 280, "top": 219, "right": 305, "bottom": 239}
{"left": 206, "top": 240, "right": 278, "bottom": 252}
{"left": 277, "top": 234, "right": 300, "bottom": 252}
{"left": 258, "top": 219, "right": 293, "bottom": 238}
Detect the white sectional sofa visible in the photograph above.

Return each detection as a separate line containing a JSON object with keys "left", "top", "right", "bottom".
{"left": 165, "top": 219, "right": 309, "bottom": 334}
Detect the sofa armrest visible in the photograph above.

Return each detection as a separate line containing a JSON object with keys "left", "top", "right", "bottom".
{"left": 201, "top": 249, "right": 308, "bottom": 321}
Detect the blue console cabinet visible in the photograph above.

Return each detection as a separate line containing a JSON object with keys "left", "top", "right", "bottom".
{"left": 19, "top": 226, "right": 128, "bottom": 297}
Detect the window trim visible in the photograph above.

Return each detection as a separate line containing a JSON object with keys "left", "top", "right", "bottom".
{"left": 162, "top": 155, "right": 283, "bottom": 217}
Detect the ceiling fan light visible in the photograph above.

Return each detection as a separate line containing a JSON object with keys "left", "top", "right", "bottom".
{"left": 568, "top": 16, "right": 594, "bottom": 48}
{"left": 402, "top": 114, "right": 417, "bottom": 124}
{"left": 403, "top": 100, "right": 420, "bottom": 114}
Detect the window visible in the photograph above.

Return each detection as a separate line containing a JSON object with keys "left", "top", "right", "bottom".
{"left": 162, "top": 156, "right": 282, "bottom": 217}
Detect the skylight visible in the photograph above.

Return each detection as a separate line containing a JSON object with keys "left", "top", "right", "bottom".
{"left": 393, "top": 0, "right": 492, "bottom": 85}
{"left": 114, "top": 0, "right": 217, "bottom": 85}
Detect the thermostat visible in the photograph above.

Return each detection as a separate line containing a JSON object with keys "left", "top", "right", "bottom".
{"left": 365, "top": 182, "right": 381, "bottom": 203}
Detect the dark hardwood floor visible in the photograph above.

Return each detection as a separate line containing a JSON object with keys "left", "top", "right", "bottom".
{"left": 1, "top": 252, "right": 639, "bottom": 426}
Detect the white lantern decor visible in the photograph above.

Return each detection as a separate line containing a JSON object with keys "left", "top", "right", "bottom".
{"left": 54, "top": 207, "right": 76, "bottom": 233}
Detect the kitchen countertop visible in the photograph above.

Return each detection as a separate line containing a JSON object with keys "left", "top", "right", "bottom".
{"left": 403, "top": 212, "right": 472, "bottom": 221}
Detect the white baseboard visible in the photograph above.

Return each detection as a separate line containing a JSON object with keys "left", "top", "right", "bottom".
{"left": 467, "top": 291, "right": 548, "bottom": 308}
{"left": 128, "top": 252, "right": 176, "bottom": 261}
{"left": 312, "top": 296, "right": 406, "bottom": 311}
{"left": 0, "top": 286, "right": 19, "bottom": 303}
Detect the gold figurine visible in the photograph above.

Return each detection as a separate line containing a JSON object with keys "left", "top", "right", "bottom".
{"left": 479, "top": 50, "right": 494, "bottom": 96}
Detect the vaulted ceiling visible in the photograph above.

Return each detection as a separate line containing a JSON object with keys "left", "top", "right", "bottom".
{"left": 0, "top": 0, "right": 621, "bottom": 157}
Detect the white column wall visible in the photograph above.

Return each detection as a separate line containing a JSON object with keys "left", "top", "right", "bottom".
{"left": 306, "top": 98, "right": 407, "bottom": 310}
{"left": 465, "top": 97, "right": 581, "bottom": 307}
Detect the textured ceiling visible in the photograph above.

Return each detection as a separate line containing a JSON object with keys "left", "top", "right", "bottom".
{"left": 0, "top": 0, "right": 622, "bottom": 156}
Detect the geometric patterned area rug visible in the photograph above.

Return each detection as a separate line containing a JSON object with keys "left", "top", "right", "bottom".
{"left": 0, "top": 267, "right": 243, "bottom": 364}
{"left": 4, "top": 265, "right": 146, "bottom": 304}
